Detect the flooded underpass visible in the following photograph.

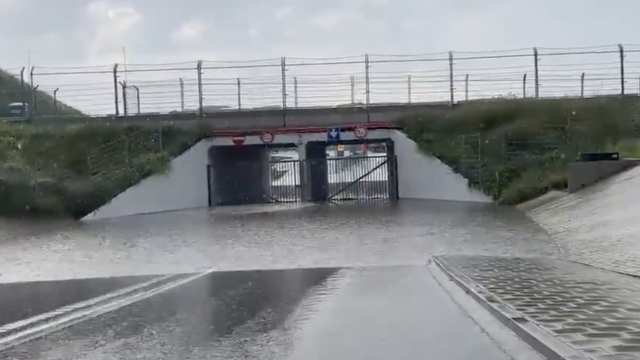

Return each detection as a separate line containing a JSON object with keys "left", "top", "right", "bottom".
{"left": 0, "top": 200, "right": 557, "bottom": 359}
{"left": 0, "top": 200, "right": 557, "bottom": 282}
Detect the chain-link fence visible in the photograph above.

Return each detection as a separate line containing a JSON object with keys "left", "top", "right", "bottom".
{"left": 2, "top": 43, "right": 639, "bottom": 118}
{"left": 453, "top": 124, "right": 617, "bottom": 202}
{"left": 87, "top": 128, "right": 166, "bottom": 184}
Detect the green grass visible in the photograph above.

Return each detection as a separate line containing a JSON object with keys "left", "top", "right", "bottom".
{"left": 398, "top": 97, "right": 640, "bottom": 205}
{"left": 0, "top": 123, "right": 207, "bottom": 219}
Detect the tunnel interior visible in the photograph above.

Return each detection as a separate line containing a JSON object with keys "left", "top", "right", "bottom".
{"left": 208, "top": 144, "right": 296, "bottom": 206}
{"left": 207, "top": 138, "right": 397, "bottom": 207}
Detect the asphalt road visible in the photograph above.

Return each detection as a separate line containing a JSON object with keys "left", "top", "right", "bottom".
{"left": 0, "top": 275, "right": 158, "bottom": 327}
{"left": 0, "top": 265, "right": 520, "bottom": 360}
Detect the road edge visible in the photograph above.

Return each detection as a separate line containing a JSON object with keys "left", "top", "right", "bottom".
{"left": 432, "top": 256, "right": 588, "bottom": 360}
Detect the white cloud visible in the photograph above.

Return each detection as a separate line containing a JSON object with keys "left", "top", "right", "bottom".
{"left": 249, "top": 28, "right": 260, "bottom": 38}
{"left": 275, "top": 6, "right": 293, "bottom": 19}
{"left": 171, "top": 19, "right": 208, "bottom": 43}
{"left": 84, "top": 1, "right": 142, "bottom": 63}
{"left": 312, "top": 12, "right": 344, "bottom": 29}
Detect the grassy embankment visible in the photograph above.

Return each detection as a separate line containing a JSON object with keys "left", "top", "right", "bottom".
{"left": 0, "top": 68, "right": 205, "bottom": 219}
{"left": 0, "top": 69, "right": 83, "bottom": 117}
{"left": 399, "top": 97, "right": 640, "bottom": 205}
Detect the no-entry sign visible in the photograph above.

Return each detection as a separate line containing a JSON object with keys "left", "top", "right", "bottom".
{"left": 231, "top": 134, "right": 245, "bottom": 145}
{"left": 354, "top": 125, "right": 368, "bottom": 139}
{"left": 260, "top": 131, "right": 274, "bottom": 144}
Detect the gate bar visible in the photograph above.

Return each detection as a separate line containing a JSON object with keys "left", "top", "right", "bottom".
{"left": 327, "top": 157, "right": 389, "bottom": 201}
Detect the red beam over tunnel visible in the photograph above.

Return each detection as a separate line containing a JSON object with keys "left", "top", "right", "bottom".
{"left": 211, "top": 121, "right": 399, "bottom": 137}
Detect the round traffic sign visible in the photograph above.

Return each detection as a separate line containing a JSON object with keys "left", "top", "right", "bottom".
{"left": 231, "top": 134, "right": 245, "bottom": 146}
{"left": 260, "top": 131, "right": 274, "bottom": 144}
{"left": 354, "top": 125, "right": 368, "bottom": 139}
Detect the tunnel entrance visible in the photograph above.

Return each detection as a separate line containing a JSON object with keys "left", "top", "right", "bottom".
{"left": 305, "top": 138, "right": 398, "bottom": 203}
{"left": 208, "top": 144, "right": 300, "bottom": 206}
{"left": 207, "top": 138, "right": 398, "bottom": 207}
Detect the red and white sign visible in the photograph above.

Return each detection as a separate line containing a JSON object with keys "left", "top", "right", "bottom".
{"left": 231, "top": 134, "right": 245, "bottom": 146}
{"left": 260, "top": 131, "right": 274, "bottom": 144}
{"left": 354, "top": 125, "right": 368, "bottom": 139}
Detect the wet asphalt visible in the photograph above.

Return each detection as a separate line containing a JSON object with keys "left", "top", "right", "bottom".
{"left": 0, "top": 200, "right": 559, "bottom": 359}
{"left": 0, "top": 265, "right": 514, "bottom": 360}
{"left": 0, "top": 275, "right": 158, "bottom": 328}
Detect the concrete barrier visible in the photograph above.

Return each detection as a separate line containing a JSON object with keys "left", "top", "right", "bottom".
{"left": 567, "top": 159, "right": 640, "bottom": 193}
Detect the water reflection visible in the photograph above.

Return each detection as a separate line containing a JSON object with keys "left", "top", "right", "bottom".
{"left": 0, "top": 266, "right": 514, "bottom": 360}
{"left": 0, "top": 200, "right": 558, "bottom": 282}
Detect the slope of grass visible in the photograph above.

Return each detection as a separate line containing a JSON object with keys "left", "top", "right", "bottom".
{"left": 0, "top": 123, "right": 207, "bottom": 219}
{"left": 0, "top": 69, "right": 84, "bottom": 117}
{"left": 398, "top": 97, "right": 640, "bottom": 205}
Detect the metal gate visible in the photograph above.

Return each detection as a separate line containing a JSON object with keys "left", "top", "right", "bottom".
{"left": 267, "top": 159, "right": 303, "bottom": 202}
{"left": 326, "top": 155, "right": 397, "bottom": 202}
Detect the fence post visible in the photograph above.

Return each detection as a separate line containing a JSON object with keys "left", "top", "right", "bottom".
{"left": 280, "top": 57, "right": 287, "bottom": 125}
{"left": 120, "top": 81, "right": 128, "bottom": 116}
{"left": 32, "top": 85, "right": 39, "bottom": 118}
{"left": 619, "top": 44, "right": 625, "bottom": 96}
{"left": 522, "top": 73, "right": 527, "bottom": 98}
{"left": 179, "top": 78, "right": 185, "bottom": 112}
{"left": 365, "top": 54, "right": 370, "bottom": 121}
{"left": 236, "top": 78, "right": 242, "bottom": 110}
{"left": 448, "top": 51, "right": 454, "bottom": 105}
{"left": 533, "top": 47, "right": 539, "bottom": 99}
{"left": 29, "top": 67, "right": 36, "bottom": 119}
{"left": 132, "top": 85, "right": 140, "bottom": 113}
{"left": 350, "top": 76, "right": 355, "bottom": 105}
{"left": 293, "top": 76, "right": 299, "bottom": 108}
{"left": 19, "top": 67, "right": 25, "bottom": 105}
{"left": 112, "top": 64, "right": 119, "bottom": 116}
{"left": 407, "top": 75, "right": 412, "bottom": 104}
{"left": 464, "top": 74, "right": 469, "bottom": 101}
{"left": 580, "top": 73, "right": 585, "bottom": 98}
{"left": 53, "top": 88, "right": 59, "bottom": 112}
{"left": 196, "top": 61, "right": 203, "bottom": 117}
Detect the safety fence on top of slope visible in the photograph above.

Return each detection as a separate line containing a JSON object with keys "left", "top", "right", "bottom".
{"left": 4, "top": 44, "right": 640, "bottom": 118}
{"left": 455, "top": 123, "right": 637, "bottom": 196}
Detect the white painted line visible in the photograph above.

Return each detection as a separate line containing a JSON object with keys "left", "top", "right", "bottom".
{"left": 0, "top": 274, "right": 177, "bottom": 336}
{"left": 0, "top": 270, "right": 216, "bottom": 351}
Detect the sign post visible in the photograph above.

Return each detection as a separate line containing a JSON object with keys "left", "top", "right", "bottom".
{"left": 260, "top": 131, "right": 274, "bottom": 144}
{"left": 231, "top": 134, "right": 245, "bottom": 146}
{"left": 327, "top": 127, "right": 340, "bottom": 141}
{"left": 354, "top": 125, "right": 368, "bottom": 139}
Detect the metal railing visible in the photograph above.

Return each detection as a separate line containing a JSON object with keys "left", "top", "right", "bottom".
{"left": 4, "top": 44, "right": 640, "bottom": 118}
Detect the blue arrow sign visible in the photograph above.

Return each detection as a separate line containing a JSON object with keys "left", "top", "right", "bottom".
{"left": 327, "top": 127, "right": 340, "bottom": 141}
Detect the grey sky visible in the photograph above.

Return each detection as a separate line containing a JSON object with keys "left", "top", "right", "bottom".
{"left": 0, "top": 0, "right": 637, "bottom": 114}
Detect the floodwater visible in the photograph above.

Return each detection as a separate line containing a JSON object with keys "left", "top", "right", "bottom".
{"left": 0, "top": 199, "right": 557, "bottom": 359}
{"left": 0, "top": 200, "right": 558, "bottom": 283}
{"left": 1, "top": 265, "right": 524, "bottom": 360}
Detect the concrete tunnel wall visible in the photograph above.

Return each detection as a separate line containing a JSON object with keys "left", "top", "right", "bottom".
{"left": 390, "top": 130, "right": 491, "bottom": 203}
{"left": 82, "top": 130, "right": 492, "bottom": 221}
